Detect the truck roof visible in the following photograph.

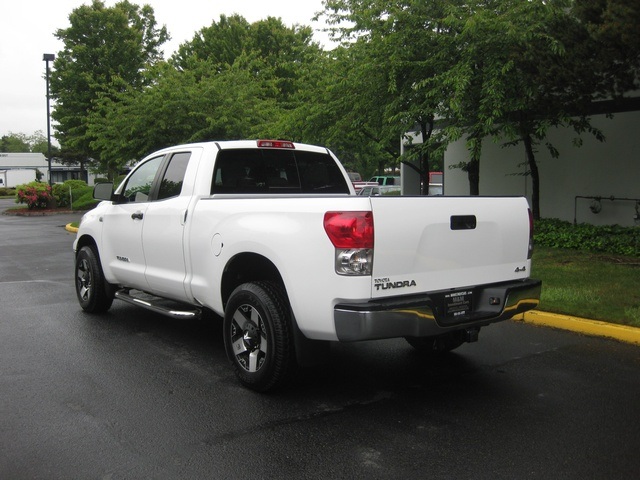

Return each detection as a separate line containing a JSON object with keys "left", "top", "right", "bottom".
{"left": 152, "top": 140, "right": 330, "bottom": 155}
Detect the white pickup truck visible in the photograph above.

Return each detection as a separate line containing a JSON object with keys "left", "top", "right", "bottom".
{"left": 74, "top": 140, "right": 541, "bottom": 391}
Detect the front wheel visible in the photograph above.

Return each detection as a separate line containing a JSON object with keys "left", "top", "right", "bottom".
{"left": 223, "top": 282, "right": 296, "bottom": 392}
{"left": 75, "top": 246, "right": 114, "bottom": 313}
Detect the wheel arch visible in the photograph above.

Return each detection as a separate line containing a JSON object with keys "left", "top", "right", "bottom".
{"left": 74, "top": 234, "right": 99, "bottom": 254}
{"left": 220, "top": 252, "right": 330, "bottom": 369}
{"left": 221, "top": 253, "right": 285, "bottom": 310}
{"left": 74, "top": 236, "right": 115, "bottom": 313}
{"left": 74, "top": 234, "right": 113, "bottom": 285}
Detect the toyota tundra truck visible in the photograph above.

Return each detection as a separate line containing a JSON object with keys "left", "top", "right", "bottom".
{"left": 73, "top": 140, "right": 541, "bottom": 391}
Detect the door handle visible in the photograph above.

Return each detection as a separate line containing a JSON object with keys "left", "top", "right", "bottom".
{"left": 131, "top": 212, "right": 144, "bottom": 220}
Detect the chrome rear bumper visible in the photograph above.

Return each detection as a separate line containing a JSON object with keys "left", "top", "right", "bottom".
{"left": 334, "top": 278, "right": 542, "bottom": 341}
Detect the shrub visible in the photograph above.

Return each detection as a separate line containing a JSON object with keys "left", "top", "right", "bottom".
{"left": 71, "top": 186, "right": 99, "bottom": 210}
{"left": 535, "top": 218, "right": 640, "bottom": 257}
{"left": 0, "top": 187, "right": 16, "bottom": 197}
{"left": 15, "top": 182, "right": 52, "bottom": 209}
{"left": 64, "top": 179, "right": 89, "bottom": 190}
{"left": 52, "top": 183, "right": 70, "bottom": 207}
{"left": 52, "top": 180, "right": 88, "bottom": 207}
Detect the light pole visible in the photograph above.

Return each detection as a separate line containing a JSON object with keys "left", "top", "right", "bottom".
{"left": 43, "top": 53, "right": 55, "bottom": 186}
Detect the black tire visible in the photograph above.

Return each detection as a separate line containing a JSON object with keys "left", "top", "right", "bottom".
{"left": 223, "top": 281, "right": 296, "bottom": 392}
{"left": 75, "top": 246, "right": 114, "bottom": 313}
{"left": 405, "top": 331, "right": 466, "bottom": 355}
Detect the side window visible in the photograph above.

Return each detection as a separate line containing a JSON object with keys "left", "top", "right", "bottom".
{"left": 157, "top": 152, "right": 191, "bottom": 200}
{"left": 122, "top": 156, "right": 164, "bottom": 203}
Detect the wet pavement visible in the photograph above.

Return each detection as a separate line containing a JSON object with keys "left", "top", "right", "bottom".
{"left": 1, "top": 198, "right": 639, "bottom": 479}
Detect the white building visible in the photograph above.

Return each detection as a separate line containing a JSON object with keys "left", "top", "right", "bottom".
{"left": 402, "top": 98, "right": 640, "bottom": 227}
{"left": 0, "top": 152, "right": 96, "bottom": 187}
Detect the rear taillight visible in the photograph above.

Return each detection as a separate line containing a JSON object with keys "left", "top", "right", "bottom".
{"left": 324, "top": 211, "right": 374, "bottom": 275}
{"left": 324, "top": 211, "right": 374, "bottom": 248}
{"left": 527, "top": 208, "right": 534, "bottom": 259}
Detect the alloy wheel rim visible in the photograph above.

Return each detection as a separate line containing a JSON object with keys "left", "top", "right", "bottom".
{"left": 229, "top": 304, "right": 268, "bottom": 373}
{"left": 76, "top": 258, "right": 92, "bottom": 301}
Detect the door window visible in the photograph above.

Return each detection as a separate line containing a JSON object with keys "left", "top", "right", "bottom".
{"left": 122, "top": 156, "right": 164, "bottom": 203}
{"left": 157, "top": 152, "right": 191, "bottom": 200}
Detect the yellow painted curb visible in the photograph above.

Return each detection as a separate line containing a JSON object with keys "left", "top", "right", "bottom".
{"left": 514, "top": 310, "right": 640, "bottom": 346}
{"left": 65, "top": 223, "right": 78, "bottom": 233}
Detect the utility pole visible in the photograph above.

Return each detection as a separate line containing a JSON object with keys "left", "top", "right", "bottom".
{"left": 43, "top": 53, "right": 55, "bottom": 186}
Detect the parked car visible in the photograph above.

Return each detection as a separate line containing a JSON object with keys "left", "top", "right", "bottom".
{"left": 357, "top": 185, "right": 402, "bottom": 196}
{"left": 429, "top": 172, "right": 443, "bottom": 195}
{"left": 370, "top": 175, "right": 401, "bottom": 186}
{"left": 348, "top": 171, "right": 378, "bottom": 193}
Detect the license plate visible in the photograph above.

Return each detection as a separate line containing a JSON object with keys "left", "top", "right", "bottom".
{"left": 444, "top": 290, "right": 473, "bottom": 319}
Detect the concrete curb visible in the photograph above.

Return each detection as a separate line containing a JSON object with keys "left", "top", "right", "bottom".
{"left": 65, "top": 223, "right": 78, "bottom": 233}
{"left": 514, "top": 310, "right": 640, "bottom": 346}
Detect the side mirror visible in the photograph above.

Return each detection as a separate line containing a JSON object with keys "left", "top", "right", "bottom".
{"left": 93, "top": 182, "right": 114, "bottom": 201}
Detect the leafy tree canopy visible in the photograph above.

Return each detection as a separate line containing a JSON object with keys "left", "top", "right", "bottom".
{"left": 46, "top": 0, "right": 639, "bottom": 209}
{"left": 573, "top": 0, "right": 640, "bottom": 96}
{"left": 50, "top": 0, "right": 169, "bottom": 163}
{"left": 86, "top": 15, "right": 324, "bottom": 176}
{"left": 320, "top": 0, "right": 635, "bottom": 216}
{"left": 0, "top": 133, "right": 30, "bottom": 153}
{"left": 0, "top": 131, "right": 59, "bottom": 156}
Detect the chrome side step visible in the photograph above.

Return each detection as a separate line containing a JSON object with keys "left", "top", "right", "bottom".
{"left": 115, "top": 289, "right": 202, "bottom": 320}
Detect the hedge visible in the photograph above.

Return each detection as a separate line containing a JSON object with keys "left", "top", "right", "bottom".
{"left": 534, "top": 218, "right": 640, "bottom": 257}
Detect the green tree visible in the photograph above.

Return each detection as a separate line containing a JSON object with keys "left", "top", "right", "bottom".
{"left": 88, "top": 56, "right": 280, "bottom": 175}
{"left": 1, "top": 133, "right": 31, "bottom": 152}
{"left": 173, "top": 15, "right": 320, "bottom": 105}
{"left": 28, "top": 131, "right": 60, "bottom": 157}
{"left": 88, "top": 15, "right": 325, "bottom": 172}
{"left": 322, "top": 0, "right": 634, "bottom": 215}
{"left": 50, "top": 0, "right": 169, "bottom": 170}
{"left": 322, "top": 0, "right": 457, "bottom": 192}
{"left": 574, "top": 0, "right": 640, "bottom": 97}
{"left": 0, "top": 131, "right": 60, "bottom": 156}
{"left": 435, "top": 0, "right": 610, "bottom": 217}
{"left": 172, "top": 14, "right": 250, "bottom": 71}
{"left": 277, "top": 41, "right": 400, "bottom": 178}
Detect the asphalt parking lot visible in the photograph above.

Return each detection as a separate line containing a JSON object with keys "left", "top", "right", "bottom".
{"left": 1, "top": 199, "right": 639, "bottom": 479}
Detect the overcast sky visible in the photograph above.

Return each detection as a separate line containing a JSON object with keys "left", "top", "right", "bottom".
{"left": 0, "top": 0, "right": 334, "bottom": 141}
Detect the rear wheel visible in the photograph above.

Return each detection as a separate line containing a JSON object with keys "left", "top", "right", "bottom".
{"left": 75, "top": 246, "right": 114, "bottom": 313}
{"left": 223, "top": 281, "right": 296, "bottom": 392}
{"left": 405, "top": 331, "right": 466, "bottom": 355}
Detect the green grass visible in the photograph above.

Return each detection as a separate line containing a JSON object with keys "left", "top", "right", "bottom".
{"left": 531, "top": 246, "right": 640, "bottom": 327}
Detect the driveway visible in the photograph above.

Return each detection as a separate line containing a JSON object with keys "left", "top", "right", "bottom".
{"left": 1, "top": 202, "right": 639, "bottom": 479}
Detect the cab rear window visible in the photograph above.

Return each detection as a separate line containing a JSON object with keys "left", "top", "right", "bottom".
{"left": 211, "top": 149, "right": 349, "bottom": 194}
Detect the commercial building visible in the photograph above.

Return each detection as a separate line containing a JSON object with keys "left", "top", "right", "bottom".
{"left": 0, "top": 152, "right": 95, "bottom": 187}
{"left": 402, "top": 97, "right": 640, "bottom": 227}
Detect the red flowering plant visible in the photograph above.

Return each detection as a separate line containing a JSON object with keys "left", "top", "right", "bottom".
{"left": 15, "top": 182, "right": 53, "bottom": 209}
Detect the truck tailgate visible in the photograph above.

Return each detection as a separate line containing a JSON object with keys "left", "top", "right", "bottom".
{"left": 369, "top": 196, "right": 532, "bottom": 299}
